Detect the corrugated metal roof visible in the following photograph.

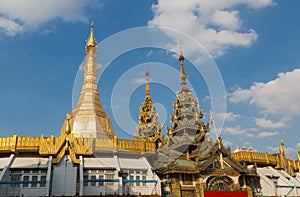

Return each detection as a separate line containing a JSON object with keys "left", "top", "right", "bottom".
{"left": 257, "top": 167, "right": 300, "bottom": 196}
{"left": 84, "top": 158, "right": 116, "bottom": 169}
{"left": 119, "top": 158, "right": 148, "bottom": 170}
{"left": 0, "top": 157, "right": 11, "bottom": 169}
{"left": 10, "top": 157, "right": 48, "bottom": 168}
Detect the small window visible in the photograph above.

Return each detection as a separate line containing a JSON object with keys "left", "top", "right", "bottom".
{"left": 24, "top": 170, "right": 30, "bottom": 174}
{"left": 99, "top": 175, "right": 104, "bottom": 186}
{"left": 91, "top": 175, "right": 96, "bottom": 186}
{"left": 135, "top": 171, "right": 141, "bottom": 174}
{"left": 141, "top": 170, "right": 147, "bottom": 175}
{"left": 10, "top": 174, "right": 21, "bottom": 187}
{"left": 129, "top": 175, "right": 134, "bottom": 186}
{"left": 142, "top": 176, "right": 146, "bottom": 186}
{"left": 91, "top": 170, "right": 97, "bottom": 174}
{"left": 41, "top": 169, "right": 47, "bottom": 174}
{"left": 106, "top": 174, "right": 114, "bottom": 186}
{"left": 31, "top": 176, "right": 38, "bottom": 187}
{"left": 83, "top": 175, "right": 88, "bottom": 186}
{"left": 32, "top": 169, "right": 40, "bottom": 174}
{"left": 23, "top": 176, "right": 29, "bottom": 187}
{"left": 136, "top": 176, "right": 140, "bottom": 186}
{"left": 40, "top": 176, "right": 46, "bottom": 187}
{"left": 11, "top": 170, "right": 21, "bottom": 174}
{"left": 129, "top": 170, "right": 134, "bottom": 174}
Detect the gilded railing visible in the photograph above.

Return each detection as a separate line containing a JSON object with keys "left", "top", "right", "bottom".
{"left": 93, "top": 138, "right": 115, "bottom": 150}
{"left": 0, "top": 134, "right": 157, "bottom": 154}
{"left": 91, "top": 138, "right": 156, "bottom": 152}
{"left": 0, "top": 135, "right": 17, "bottom": 151}
{"left": 16, "top": 136, "right": 40, "bottom": 151}
{"left": 231, "top": 151, "right": 278, "bottom": 165}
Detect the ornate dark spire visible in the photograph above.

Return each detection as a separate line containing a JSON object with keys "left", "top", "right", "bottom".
{"left": 145, "top": 68, "right": 151, "bottom": 102}
{"left": 136, "top": 69, "right": 162, "bottom": 138}
{"left": 166, "top": 46, "right": 210, "bottom": 142}
{"left": 179, "top": 49, "right": 187, "bottom": 88}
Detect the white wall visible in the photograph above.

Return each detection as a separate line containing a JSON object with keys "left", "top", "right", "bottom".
{"left": 51, "top": 157, "right": 77, "bottom": 196}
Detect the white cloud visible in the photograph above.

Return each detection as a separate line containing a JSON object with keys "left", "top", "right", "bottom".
{"left": 266, "top": 146, "right": 278, "bottom": 153}
{"left": 214, "top": 111, "right": 240, "bottom": 122}
{"left": 257, "top": 131, "right": 280, "bottom": 138}
{"left": 222, "top": 139, "right": 233, "bottom": 146}
{"left": 223, "top": 126, "right": 280, "bottom": 138}
{"left": 230, "top": 69, "right": 300, "bottom": 119}
{"left": 148, "top": 0, "right": 274, "bottom": 57}
{"left": 212, "top": 10, "right": 241, "bottom": 30}
{"left": 255, "top": 118, "right": 286, "bottom": 129}
{"left": 225, "top": 112, "right": 240, "bottom": 121}
{"left": 223, "top": 126, "right": 254, "bottom": 137}
{"left": 267, "top": 145, "right": 295, "bottom": 156}
{"left": 0, "top": 17, "right": 23, "bottom": 36}
{"left": 0, "top": 0, "right": 100, "bottom": 36}
{"left": 284, "top": 147, "right": 296, "bottom": 156}
{"left": 132, "top": 77, "right": 147, "bottom": 85}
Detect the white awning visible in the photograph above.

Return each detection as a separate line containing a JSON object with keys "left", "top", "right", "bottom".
{"left": 10, "top": 157, "right": 49, "bottom": 168}
{"left": 118, "top": 158, "right": 148, "bottom": 170}
{"left": 0, "top": 157, "right": 11, "bottom": 169}
{"left": 84, "top": 158, "right": 116, "bottom": 169}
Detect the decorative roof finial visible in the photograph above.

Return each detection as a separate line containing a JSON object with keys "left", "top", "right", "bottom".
{"left": 179, "top": 40, "right": 185, "bottom": 61}
{"left": 145, "top": 68, "right": 151, "bottom": 102}
{"left": 65, "top": 113, "right": 72, "bottom": 134}
{"left": 279, "top": 140, "right": 285, "bottom": 156}
{"left": 86, "top": 20, "right": 97, "bottom": 49}
{"left": 179, "top": 43, "right": 187, "bottom": 88}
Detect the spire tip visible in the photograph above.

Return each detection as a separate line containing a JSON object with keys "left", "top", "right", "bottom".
{"left": 179, "top": 42, "right": 185, "bottom": 61}
{"left": 86, "top": 20, "right": 97, "bottom": 48}
{"left": 145, "top": 68, "right": 151, "bottom": 101}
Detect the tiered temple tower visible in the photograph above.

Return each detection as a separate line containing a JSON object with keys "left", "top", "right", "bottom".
{"left": 154, "top": 51, "right": 258, "bottom": 197}
{"left": 65, "top": 21, "right": 114, "bottom": 139}
{"left": 136, "top": 69, "right": 162, "bottom": 138}
{"left": 161, "top": 50, "right": 211, "bottom": 161}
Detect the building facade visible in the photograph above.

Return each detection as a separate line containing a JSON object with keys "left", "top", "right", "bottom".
{"left": 0, "top": 23, "right": 299, "bottom": 197}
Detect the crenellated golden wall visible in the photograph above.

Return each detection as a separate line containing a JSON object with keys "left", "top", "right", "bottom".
{"left": 0, "top": 134, "right": 156, "bottom": 155}
{"left": 1, "top": 134, "right": 298, "bottom": 175}
{"left": 232, "top": 151, "right": 300, "bottom": 175}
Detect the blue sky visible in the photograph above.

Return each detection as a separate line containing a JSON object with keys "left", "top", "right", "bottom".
{"left": 0, "top": 0, "right": 299, "bottom": 158}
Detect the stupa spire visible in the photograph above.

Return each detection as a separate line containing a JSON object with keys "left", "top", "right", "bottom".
{"left": 145, "top": 68, "right": 151, "bottom": 102}
{"left": 82, "top": 20, "right": 98, "bottom": 92}
{"left": 65, "top": 21, "right": 114, "bottom": 139}
{"left": 179, "top": 47, "right": 187, "bottom": 88}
